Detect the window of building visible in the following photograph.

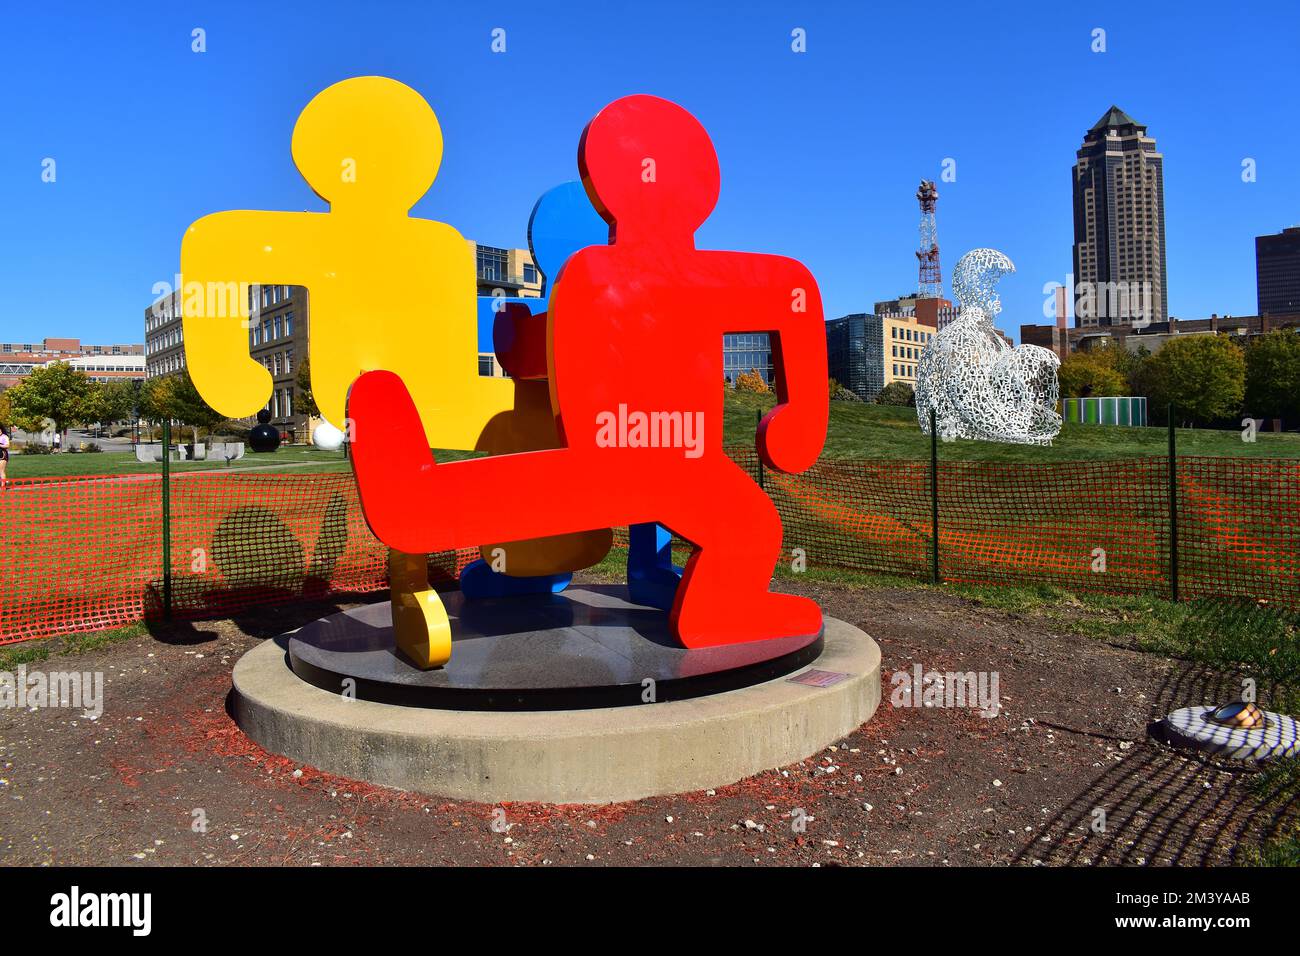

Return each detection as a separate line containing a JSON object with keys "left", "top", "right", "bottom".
{"left": 274, "top": 315, "right": 283, "bottom": 339}
{"left": 284, "top": 312, "right": 293, "bottom": 336}
{"left": 273, "top": 353, "right": 282, "bottom": 375}
{"left": 478, "top": 355, "right": 495, "bottom": 376}
{"left": 523, "top": 264, "right": 537, "bottom": 284}
{"left": 477, "top": 246, "right": 509, "bottom": 283}
{"left": 284, "top": 348, "right": 293, "bottom": 374}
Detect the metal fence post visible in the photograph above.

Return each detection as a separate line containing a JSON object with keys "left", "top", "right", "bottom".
{"left": 756, "top": 408, "right": 764, "bottom": 490}
{"left": 1167, "top": 404, "right": 1178, "bottom": 603}
{"left": 930, "top": 408, "right": 940, "bottom": 584}
{"left": 162, "top": 418, "right": 173, "bottom": 620}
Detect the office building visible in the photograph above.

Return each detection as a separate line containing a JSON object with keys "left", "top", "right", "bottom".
{"left": 826, "top": 312, "right": 936, "bottom": 401}
{"left": 1256, "top": 226, "right": 1300, "bottom": 315}
{"left": 723, "top": 333, "right": 774, "bottom": 385}
{"left": 1072, "top": 106, "right": 1168, "bottom": 327}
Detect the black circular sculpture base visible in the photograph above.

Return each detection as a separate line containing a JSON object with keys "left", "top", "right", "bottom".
{"left": 288, "top": 585, "right": 824, "bottom": 711}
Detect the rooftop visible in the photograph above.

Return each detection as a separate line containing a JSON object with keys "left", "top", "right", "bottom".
{"left": 1089, "top": 105, "right": 1143, "bottom": 132}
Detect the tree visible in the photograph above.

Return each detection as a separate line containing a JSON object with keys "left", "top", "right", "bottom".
{"left": 1147, "top": 334, "right": 1246, "bottom": 426}
{"left": 735, "top": 368, "right": 770, "bottom": 393}
{"left": 138, "top": 370, "right": 223, "bottom": 442}
{"left": 95, "top": 379, "right": 139, "bottom": 424}
{"left": 6, "top": 362, "right": 97, "bottom": 444}
{"left": 74, "top": 379, "right": 138, "bottom": 436}
{"left": 138, "top": 375, "right": 177, "bottom": 424}
{"left": 875, "top": 381, "right": 915, "bottom": 406}
{"left": 0, "top": 388, "right": 13, "bottom": 429}
{"left": 1244, "top": 330, "right": 1300, "bottom": 427}
{"left": 1058, "top": 352, "right": 1128, "bottom": 398}
{"left": 169, "top": 368, "right": 225, "bottom": 433}
{"left": 296, "top": 357, "right": 319, "bottom": 417}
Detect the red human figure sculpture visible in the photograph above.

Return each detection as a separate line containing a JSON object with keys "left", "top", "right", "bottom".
{"left": 348, "top": 94, "right": 829, "bottom": 647}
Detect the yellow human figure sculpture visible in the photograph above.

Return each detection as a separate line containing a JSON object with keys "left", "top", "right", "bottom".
{"left": 181, "top": 75, "right": 507, "bottom": 447}
{"left": 179, "top": 75, "right": 592, "bottom": 668}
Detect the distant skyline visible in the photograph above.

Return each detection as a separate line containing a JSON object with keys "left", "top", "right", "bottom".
{"left": 1, "top": 1, "right": 1297, "bottom": 345}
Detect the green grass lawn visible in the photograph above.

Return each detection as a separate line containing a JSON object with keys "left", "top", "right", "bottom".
{"left": 723, "top": 390, "right": 1300, "bottom": 461}
{"left": 9, "top": 393, "right": 1297, "bottom": 481}
{"left": 5, "top": 443, "right": 356, "bottom": 479}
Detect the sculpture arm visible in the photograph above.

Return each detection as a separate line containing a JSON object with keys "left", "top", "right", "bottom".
{"left": 754, "top": 260, "right": 829, "bottom": 474}
{"left": 179, "top": 210, "right": 312, "bottom": 418}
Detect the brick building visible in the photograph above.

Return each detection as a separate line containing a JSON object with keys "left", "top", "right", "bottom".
{"left": 0, "top": 338, "right": 144, "bottom": 389}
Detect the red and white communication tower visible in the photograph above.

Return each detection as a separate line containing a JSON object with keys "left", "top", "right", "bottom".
{"left": 915, "top": 179, "right": 942, "bottom": 299}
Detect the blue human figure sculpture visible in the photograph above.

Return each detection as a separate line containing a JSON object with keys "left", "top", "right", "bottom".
{"left": 460, "top": 182, "right": 682, "bottom": 607}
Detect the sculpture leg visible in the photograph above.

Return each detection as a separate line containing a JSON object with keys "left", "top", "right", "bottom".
{"left": 388, "top": 549, "right": 451, "bottom": 669}
{"left": 349, "top": 371, "right": 809, "bottom": 647}
{"left": 627, "top": 523, "right": 682, "bottom": 610}
{"left": 665, "top": 458, "right": 822, "bottom": 648}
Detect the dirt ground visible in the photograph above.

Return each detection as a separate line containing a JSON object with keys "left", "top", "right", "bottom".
{"left": 1, "top": 577, "right": 1293, "bottom": 867}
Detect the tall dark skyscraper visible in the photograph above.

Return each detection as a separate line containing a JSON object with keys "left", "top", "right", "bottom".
{"left": 1071, "top": 106, "right": 1168, "bottom": 327}
{"left": 1256, "top": 227, "right": 1300, "bottom": 315}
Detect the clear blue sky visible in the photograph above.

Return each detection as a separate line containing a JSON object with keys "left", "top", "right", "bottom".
{"left": 1, "top": 0, "right": 1296, "bottom": 345}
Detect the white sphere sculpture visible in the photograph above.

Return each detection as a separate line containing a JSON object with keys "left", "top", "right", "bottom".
{"left": 914, "top": 248, "right": 1062, "bottom": 446}
{"left": 312, "top": 420, "right": 346, "bottom": 451}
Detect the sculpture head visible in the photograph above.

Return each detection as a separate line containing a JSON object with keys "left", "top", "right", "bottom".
{"left": 527, "top": 181, "right": 609, "bottom": 291}
{"left": 578, "top": 95, "right": 720, "bottom": 244}
{"left": 292, "top": 76, "right": 443, "bottom": 213}
{"left": 952, "top": 248, "right": 1016, "bottom": 316}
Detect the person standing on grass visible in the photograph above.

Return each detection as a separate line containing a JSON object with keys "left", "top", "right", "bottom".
{"left": 0, "top": 426, "right": 10, "bottom": 488}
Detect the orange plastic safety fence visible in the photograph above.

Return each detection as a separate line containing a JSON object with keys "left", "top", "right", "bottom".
{"left": 933, "top": 457, "right": 1169, "bottom": 592}
{"left": 0, "top": 473, "right": 477, "bottom": 645}
{"left": 1177, "top": 456, "right": 1300, "bottom": 604}
{"left": 2, "top": 455, "right": 1297, "bottom": 645}
{"left": 1, "top": 474, "right": 162, "bottom": 643}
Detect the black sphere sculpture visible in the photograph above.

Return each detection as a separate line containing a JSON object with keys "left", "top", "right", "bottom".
{"left": 249, "top": 409, "right": 281, "bottom": 453}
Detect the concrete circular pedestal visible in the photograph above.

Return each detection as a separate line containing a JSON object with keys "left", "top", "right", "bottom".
{"left": 232, "top": 587, "right": 881, "bottom": 804}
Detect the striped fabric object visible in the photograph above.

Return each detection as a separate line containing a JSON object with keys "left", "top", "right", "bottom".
{"left": 1162, "top": 705, "right": 1300, "bottom": 762}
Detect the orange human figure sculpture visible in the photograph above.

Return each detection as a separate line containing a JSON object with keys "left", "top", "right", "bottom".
{"left": 347, "top": 94, "right": 829, "bottom": 647}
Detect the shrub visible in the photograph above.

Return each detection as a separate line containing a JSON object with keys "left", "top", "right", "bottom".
{"left": 875, "top": 381, "right": 915, "bottom": 406}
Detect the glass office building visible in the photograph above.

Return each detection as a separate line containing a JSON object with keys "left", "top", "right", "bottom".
{"left": 723, "top": 332, "right": 774, "bottom": 385}
{"left": 825, "top": 313, "right": 884, "bottom": 400}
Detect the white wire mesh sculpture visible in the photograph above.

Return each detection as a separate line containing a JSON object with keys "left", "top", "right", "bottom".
{"left": 915, "top": 248, "right": 1062, "bottom": 446}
